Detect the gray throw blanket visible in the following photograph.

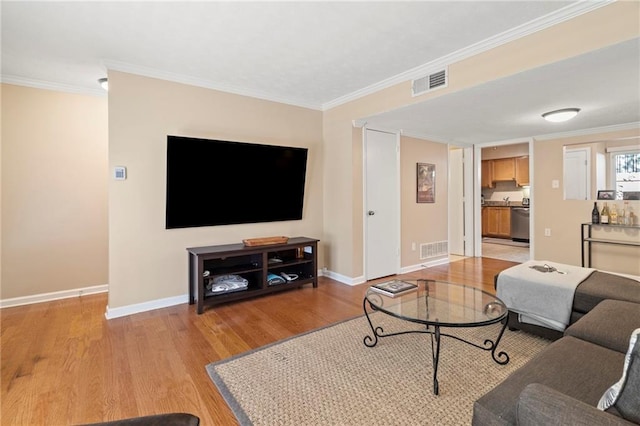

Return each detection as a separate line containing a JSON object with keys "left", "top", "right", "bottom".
{"left": 497, "top": 260, "right": 595, "bottom": 331}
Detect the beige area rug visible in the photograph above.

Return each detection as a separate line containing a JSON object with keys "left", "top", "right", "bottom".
{"left": 206, "top": 313, "right": 550, "bottom": 425}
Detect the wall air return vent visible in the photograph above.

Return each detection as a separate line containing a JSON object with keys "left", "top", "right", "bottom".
{"left": 412, "top": 68, "right": 448, "bottom": 97}
{"left": 420, "top": 241, "right": 448, "bottom": 259}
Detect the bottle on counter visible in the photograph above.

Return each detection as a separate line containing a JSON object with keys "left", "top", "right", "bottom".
{"left": 601, "top": 202, "right": 609, "bottom": 224}
{"left": 610, "top": 203, "right": 618, "bottom": 225}
{"left": 621, "top": 202, "right": 628, "bottom": 225}
{"left": 591, "top": 202, "right": 600, "bottom": 224}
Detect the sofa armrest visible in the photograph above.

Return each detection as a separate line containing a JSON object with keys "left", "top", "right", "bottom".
{"left": 516, "top": 384, "right": 634, "bottom": 426}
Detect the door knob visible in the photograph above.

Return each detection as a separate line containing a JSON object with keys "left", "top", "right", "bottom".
{"left": 368, "top": 210, "right": 375, "bottom": 216}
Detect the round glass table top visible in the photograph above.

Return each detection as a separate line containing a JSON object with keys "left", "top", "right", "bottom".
{"left": 364, "top": 279, "right": 507, "bottom": 327}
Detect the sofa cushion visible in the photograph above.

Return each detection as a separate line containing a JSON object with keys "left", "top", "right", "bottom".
{"left": 473, "top": 336, "right": 625, "bottom": 425}
{"left": 565, "top": 300, "right": 640, "bottom": 353}
{"left": 598, "top": 328, "right": 640, "bottom": 423}
{"left": 573, "top": 271, "right": 640, "bottom": 314}
{"left": 517, "top": 383, "right": 635, "bottom": 426}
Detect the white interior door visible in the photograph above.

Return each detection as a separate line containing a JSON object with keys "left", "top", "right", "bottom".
{"left": 564, "top": 147, "right": 590, "bottom": 200}
{"left": 365, "top": 129, "right": 399, "bottom": 280}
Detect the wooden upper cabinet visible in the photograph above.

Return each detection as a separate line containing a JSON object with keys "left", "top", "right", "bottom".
{"left": 481, "top": 160, "right": 494, "bottom": 188}
{"left": 492, "top": 158, "right": 516, "bottom": 181}
{"left": 515, "top": 156, "right": 530, "bottom": 186}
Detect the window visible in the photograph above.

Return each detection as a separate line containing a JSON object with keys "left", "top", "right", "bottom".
{"left": 612, "top": 150, "right": 640, "bottom": 200}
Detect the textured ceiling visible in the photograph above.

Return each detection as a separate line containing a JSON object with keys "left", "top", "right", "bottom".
{"left": 2, "top": 1, "right": 573, "bottom": 107}
{"left": 2, "top": 1, "right": 638, "bottom": 144}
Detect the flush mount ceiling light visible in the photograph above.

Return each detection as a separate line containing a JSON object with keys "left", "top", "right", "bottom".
{"left": 542, "top": 108, "right": 580, "bottom": 123}
{"left": 98, "top": 78, "right": 108, "bottom": 91}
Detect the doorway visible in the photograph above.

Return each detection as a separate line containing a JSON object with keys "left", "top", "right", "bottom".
{"left": 475, "top": 140, "right": 533, "bottom": 262}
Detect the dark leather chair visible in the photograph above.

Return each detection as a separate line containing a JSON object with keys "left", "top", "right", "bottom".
{"left": 78, "top": 412, "right": 200, "bottom": 426}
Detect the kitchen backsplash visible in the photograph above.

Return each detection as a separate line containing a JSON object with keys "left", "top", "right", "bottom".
{"left": 482, "top": 181, "right": 530, "bottom": 202}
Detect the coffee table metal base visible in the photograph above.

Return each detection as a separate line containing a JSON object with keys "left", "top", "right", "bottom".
{"left": 362, "top": 297, "right": 509, "bottom": 395}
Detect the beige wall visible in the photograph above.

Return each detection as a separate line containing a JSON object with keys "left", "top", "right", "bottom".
{"left": 324, "top": 2, "right": 640, "bottom": 276}
{"left": 323, "top": 1, "right": 639, "bottom": 279}
{"left": 107, "top": 72, "right": 323, "bottom": 309}
{"left": 400, "top": 136, "right": 449, "bottom": 268}
{"left": 533, "top": 128, "right": 640, "bottom": 276}
{"left": 482, "top": 143, "right": 528, "bottom": 160}
{"left": 1, "top": 84, "right": 108, "bottom": 299}
{"left": 2, "top": 1, "right": 639, "bottom": 308}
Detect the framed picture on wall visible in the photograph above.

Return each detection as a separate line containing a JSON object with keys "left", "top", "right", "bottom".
{"left": 597, "top": 190, "right": 615, "bottom": 200}
{"left": 417, "top": 163, "right": 435, "bottom": 203}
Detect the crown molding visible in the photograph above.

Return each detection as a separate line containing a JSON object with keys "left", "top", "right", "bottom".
{"left": 321, "top": 0, "right": 613, "bottom": 111}
{"left": 533, "top": 122, "right": 640, "bottom": 141}
{"left": 1, "top": 0, "right": 614, "bottom": 112}
{"left": 102, "top": 60, "right": 322, "bottom": 111}
{"left": 0, "top": 74, "right": 107, "bottom": 97}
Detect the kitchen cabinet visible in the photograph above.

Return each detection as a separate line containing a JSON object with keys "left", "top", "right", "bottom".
{"left": 492, "top": 158, "right": 516, "bottom": 182}
{"left": 483, "top": 207, "right": 511, "bottom": 238}
{"left": 481, "top": 160, "right": 494, "bottom": 188}
{"left": 515, "top": 156, "right": 529, "bottom": 186}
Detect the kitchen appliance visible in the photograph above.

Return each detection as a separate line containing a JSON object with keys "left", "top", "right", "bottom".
{"left": 522, "top": 197, "right": 530, "bottom": 206}
{"left": 511, "top": 207, "right": 530, "bottom": 242}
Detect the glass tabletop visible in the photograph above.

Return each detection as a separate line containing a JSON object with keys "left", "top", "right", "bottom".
{"left": 365, "top": 279, "right": 507, "bottom": 327}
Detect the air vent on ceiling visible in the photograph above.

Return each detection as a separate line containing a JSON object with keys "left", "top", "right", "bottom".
{"left": 412, "top": 68, "right": 448, "bottom": 97}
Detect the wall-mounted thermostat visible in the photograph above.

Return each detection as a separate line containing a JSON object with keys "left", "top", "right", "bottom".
{"left": 114, "top": 166, "right": 127, "bottom": 180}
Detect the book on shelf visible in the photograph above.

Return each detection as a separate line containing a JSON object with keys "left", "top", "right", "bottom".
{"left": 370, "top": 280, "right": 418, "bottom": 297}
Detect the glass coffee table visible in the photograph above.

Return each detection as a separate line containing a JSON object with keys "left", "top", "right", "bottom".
{"left": 363, "top": 279, "right": 509, "bottom": 395}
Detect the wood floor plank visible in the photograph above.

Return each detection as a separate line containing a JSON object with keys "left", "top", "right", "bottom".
{"left": 1, "top": 257, "right": 516, "bottom": 425}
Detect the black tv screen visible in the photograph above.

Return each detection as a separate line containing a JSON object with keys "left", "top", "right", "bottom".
{"left": 166, "top": 135, "right": 308, "bottom": 229}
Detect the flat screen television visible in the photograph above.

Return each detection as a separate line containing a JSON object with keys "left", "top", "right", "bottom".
{"left": 166, "top": 135, "right": 308, "bottom": 229}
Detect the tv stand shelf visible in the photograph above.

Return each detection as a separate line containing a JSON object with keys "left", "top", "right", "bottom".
{"left": 187, "top": 237, "right": 319, "bottom": 314}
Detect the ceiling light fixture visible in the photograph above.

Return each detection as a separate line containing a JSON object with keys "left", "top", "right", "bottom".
{"left": 542, "top": 108, "right": 580, "bottom": 123}
{"left": 98, "top": 78, "right": 108, "bottom": 91}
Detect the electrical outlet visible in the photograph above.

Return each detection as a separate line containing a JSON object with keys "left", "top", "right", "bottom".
{"left": 544, "top": 228, "right": 551, "bottom": 237}
{"left": 411, "top": 242, "right": 416, "bottom": 251}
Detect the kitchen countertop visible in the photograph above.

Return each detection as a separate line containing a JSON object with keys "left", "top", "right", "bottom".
{"left": 482, "top": 201, "right": 526, "bottom": 207}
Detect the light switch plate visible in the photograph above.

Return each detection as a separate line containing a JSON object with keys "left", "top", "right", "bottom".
{"left": 114, "top": 166, "right": 126, "bottom": 180}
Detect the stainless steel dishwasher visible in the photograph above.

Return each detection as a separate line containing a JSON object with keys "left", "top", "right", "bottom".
{"left": 511, "top": 207, "right": 530, "bottom": 242}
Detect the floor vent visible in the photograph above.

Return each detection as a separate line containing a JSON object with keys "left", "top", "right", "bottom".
{"left": 420, "top": 241, "right": 449, "bottom": 259}
{"left": 412, "top": 68, "right": 448, "bottom": 96}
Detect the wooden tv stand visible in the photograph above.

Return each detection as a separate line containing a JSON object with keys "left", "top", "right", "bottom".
{"left": 187, "top": 237, "right": 319, "bottom": 314}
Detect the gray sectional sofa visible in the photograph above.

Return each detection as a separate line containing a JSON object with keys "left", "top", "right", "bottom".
{"left": 473, "top": 269, "right": 640, "bottom": 425}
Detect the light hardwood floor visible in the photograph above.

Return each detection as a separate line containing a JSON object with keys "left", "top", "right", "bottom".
{"left": 1, "top": 257, "right": 518, "bottom": 426}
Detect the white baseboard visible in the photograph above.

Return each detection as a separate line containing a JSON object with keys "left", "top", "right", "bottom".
{"left": 323, "top": 259, "right": 451, "bottom": 286}
{"left": 0, "top": 284, "right": 109, "bottom": 309}
{"left": 321, "top": 269, "right": 366, "bottom": 286}
{"left": 400, "top": 256, "right": 450, "bottom": 274}
{"left": 105, "top": 294, "right": 189, "bottom": 320}
{"left": 2, "top": 259, "right": 452, "bottom": 315}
